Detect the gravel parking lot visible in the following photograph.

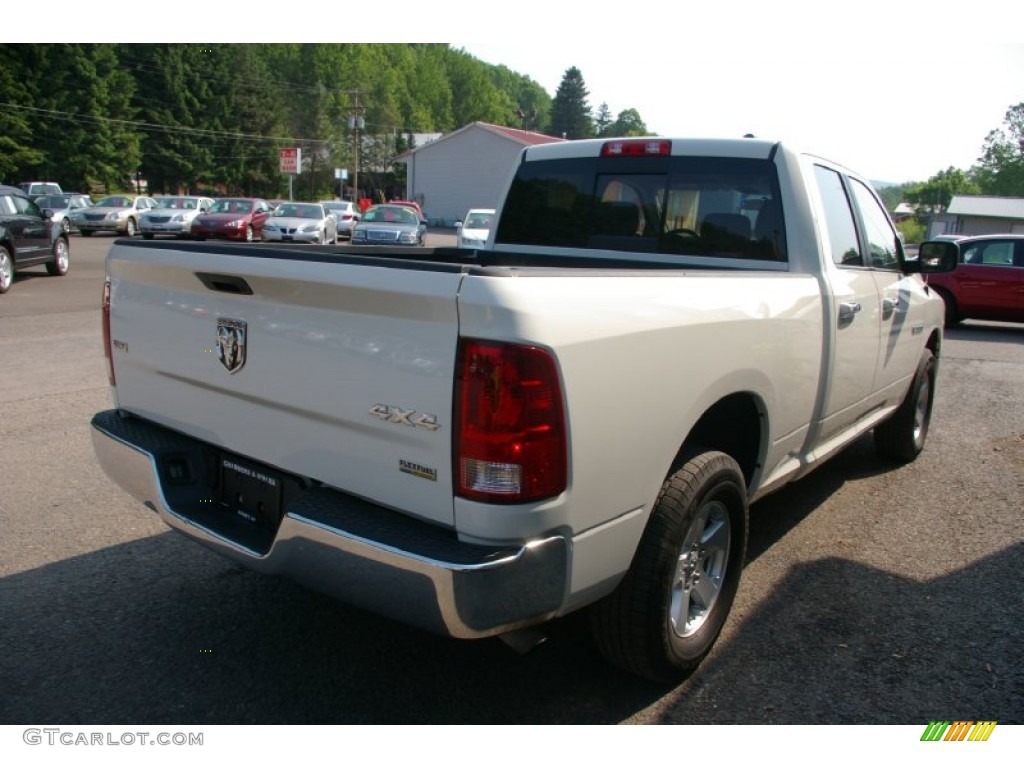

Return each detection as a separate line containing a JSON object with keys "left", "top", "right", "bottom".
{"left": 1, "top": 233, "right": 1021, "bottom": 726}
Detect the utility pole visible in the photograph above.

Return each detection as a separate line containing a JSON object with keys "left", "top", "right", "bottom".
{"left": 347, "top": 91, "right": 366, "bottom": 203}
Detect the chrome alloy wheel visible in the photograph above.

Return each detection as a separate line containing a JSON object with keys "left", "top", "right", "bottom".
{"left": 670, "top": 500, "right": 731, "bottom": 638}
{"left": 0, "top": 249, "right": 13, "bottom": 292}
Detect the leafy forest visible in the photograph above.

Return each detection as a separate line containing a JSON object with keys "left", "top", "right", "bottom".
{"left": 0, "top": 44, "right": 645, "bottom": 201}
{"left": 1, "top": 43, "right": 1021, "bottom": 226}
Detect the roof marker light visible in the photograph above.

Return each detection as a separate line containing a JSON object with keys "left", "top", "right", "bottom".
{"left": 601, "top": 139, "right": 671, "bottom": 157}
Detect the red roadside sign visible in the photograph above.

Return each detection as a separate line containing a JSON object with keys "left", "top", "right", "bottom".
{"left": 279, "top": 148, "right": 301, "bottom": 174}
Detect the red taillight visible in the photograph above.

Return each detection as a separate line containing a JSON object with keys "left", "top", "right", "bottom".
{"left": 102, "top": 278, "right": 115, "bottom": 385}
{"left": 601, "top": 139, "right": 671, "bottom": 157}
{"left": 455, "top": 339, "right": 567, "bottom": 503}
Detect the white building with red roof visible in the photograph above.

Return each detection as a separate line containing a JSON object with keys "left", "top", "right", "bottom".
{"left": 395, "top": 121, "right": 563, "bottom": 225}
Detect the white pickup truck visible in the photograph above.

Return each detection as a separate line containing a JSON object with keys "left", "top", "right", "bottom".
{"left": 91, "top": 137, "right": 955, "bottom": 682}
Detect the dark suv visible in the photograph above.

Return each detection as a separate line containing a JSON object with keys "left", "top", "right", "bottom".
{"left": 0, "top": 184, "right": 71, "bottom": 294}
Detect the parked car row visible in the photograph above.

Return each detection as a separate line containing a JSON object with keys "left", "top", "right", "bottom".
{"left": 37, "top": 194, "right": 367, "bottom": 244}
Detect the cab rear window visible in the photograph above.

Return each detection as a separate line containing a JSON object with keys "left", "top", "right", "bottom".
{"left": 495, "top": 155, "right": 787, "bottom": 261}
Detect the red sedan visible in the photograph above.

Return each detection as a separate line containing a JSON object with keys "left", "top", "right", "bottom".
{"left": 925, "top": 234, "right": 1024, "bottom": 326}
{"left": 190, "top": 198, "right": 273, "bottom": 242}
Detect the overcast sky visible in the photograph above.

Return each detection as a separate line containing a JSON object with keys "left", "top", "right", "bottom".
{"left": 30, "top": 1, "right": 1024, "bottom": 184}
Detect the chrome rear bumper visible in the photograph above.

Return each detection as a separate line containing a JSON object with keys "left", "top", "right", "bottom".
{"left": 91, "top": 410, "right": 568, "bottom": 638}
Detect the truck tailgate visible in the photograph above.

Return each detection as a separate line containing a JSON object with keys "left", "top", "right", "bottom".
{"left": 106, "top": 242, "right": 464, "bottom": 527}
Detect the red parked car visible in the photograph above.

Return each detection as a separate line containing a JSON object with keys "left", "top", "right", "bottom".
{"left": 388, "top": 199, "right": 426, "bottom": 223}
{"left": 190, "top": 198, "right": 273, "bottom": 242}
{"left": 923, "top": 234, "right": 1024, "bottom": 326}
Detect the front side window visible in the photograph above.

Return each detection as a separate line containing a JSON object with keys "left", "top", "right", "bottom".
{"left": 850, "top": 179, "right": 901, "bottom": 270}
{"left": 13, "top": 195, "right": 42, "bottom": 217}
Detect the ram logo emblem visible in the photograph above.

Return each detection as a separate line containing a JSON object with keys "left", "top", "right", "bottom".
{"left": 216, "top": 318, "right": 247, "bottom": 373}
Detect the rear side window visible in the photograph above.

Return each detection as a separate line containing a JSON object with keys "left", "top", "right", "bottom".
{"left": 814, "top": 165, "right": 862, "bottom": 267}
{"left": 495, "top": 154, "right": 787, "bottom": 261}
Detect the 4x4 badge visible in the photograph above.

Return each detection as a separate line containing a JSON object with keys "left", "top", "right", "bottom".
{"left": 216, "top": 318, "right": 247, "bottom": 373}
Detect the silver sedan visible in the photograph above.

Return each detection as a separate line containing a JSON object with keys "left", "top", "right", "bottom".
{"left": 262, "top": 202, "right": 338, "bottom": 244}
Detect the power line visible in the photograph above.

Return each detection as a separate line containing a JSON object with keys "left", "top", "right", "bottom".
{"left": 1, "top": 101, "right": 331, "bottom": 145}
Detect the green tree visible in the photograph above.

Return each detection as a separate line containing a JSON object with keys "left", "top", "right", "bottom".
{"left": 904, "top": 167, "right": 980, "bottom": 212}
{"left": 974, "top": 102, "right": 1024, "bottom": 196}
{"left": 7, "top": 44, "right": 141, "bottom": 191}
{"left": 594, "top": 102, "right": 613, "bottom": 136}
{"left": 130, "top": 44, "right": 218, "bottom": 194}
{"left": 547, "top": 66, "right": 593, "bottom": 139}
{"left": 0, "top": 45, "right": 44, "bottom": 180}
{"left": 606, "top": 108, "right": 649, "bottom": 137}
{"left": 202, "top": 45, "right": 287, "bottom": 197}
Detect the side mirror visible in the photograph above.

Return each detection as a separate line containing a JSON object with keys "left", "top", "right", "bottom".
{"left": 907, "top": 241, "right": 958, "bottom": 274}
{"left": 454, "top": 221, "right": 464, "bottom": 229}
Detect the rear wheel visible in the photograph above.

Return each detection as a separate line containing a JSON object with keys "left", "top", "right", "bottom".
{"left": 46, "top": 237, "right": 69, "bottom": 276}
{"left": 590, "top": 448, "right": 748, "bottom": 682}
{"left": 0, "top": 246, "right": 13, "bottom": 293}
{"left": 875, "top": 349, "right": 936, "bottom": 463}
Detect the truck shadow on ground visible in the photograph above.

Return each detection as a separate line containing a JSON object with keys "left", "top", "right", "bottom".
{"left": 2, "top": 439, "right": 1020, "bottom": 724}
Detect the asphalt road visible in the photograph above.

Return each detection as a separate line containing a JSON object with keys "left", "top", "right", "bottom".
{"left": 1, "top": 233, "right": 1021, "bottom": 725}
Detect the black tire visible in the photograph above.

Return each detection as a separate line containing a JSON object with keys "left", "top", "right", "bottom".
{"left": 875, "top": 349, "right": 936, "bottom": 463}
{"left": 81, "top": 230, "right": 93, "bottom": 237}
{"left": 60, "top": 217, "right": 71, "bottom": 235}
{"left": 142, "top": 233, "right": 154, "bottom": 240}
{"left": 0, "top": 245, "right": 13, "bottom": 294}
{"left": 932, "top": 287, "right": 960, "bottom": 328}
{"left": 590, "top": 448, "right": 748, "bottom": 683}
{"left": 124, "top": 218, "right": 136, "bottom": 237}
{"left": 46, "top": 237, "right": 70, "bottom": 277}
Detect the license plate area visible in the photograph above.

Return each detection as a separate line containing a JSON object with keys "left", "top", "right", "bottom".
{"left": 218, "top": 457, "right": 283, "bottom": 532}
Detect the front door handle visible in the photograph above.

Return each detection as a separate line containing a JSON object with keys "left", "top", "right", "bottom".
{"left": 838, "top": 301, "right": 862, "bottom": 326}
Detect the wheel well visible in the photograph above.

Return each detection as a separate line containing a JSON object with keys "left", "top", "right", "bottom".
{"left": 680, "top": 393, "right": 763, "bottom": 487}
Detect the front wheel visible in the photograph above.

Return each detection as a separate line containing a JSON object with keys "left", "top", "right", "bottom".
{"left": 46, "top": 237, "right": 70, "bottom": 276}
{"left": 124, "top": 219, "right": 136, "bottom": 237}
{"left": 932, "top": 287, "right": 961, "bottom": 328}
{"left": 0, "top": 245, "right": 13, "bottom": 293}
{"left": 245, "top": 226, "right": 254, "bottom": 243}
{"left": 590, "top": 448, "right": 748, "bottom": 682}
{"left": 875, "top": 349, "right": 936, "bottom": 463}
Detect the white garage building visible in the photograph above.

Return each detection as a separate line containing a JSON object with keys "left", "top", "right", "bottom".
{"left": 396, "top": 121, "right": 563, "bottom": 225}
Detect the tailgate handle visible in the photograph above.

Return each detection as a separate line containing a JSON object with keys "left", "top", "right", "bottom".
{"left": 196, "top": 272, "right": 253, "bottom": 295}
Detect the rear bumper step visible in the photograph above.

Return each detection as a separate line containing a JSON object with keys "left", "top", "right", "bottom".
{"left": 90, "top": 409, "right": 568, "bottom": 638}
